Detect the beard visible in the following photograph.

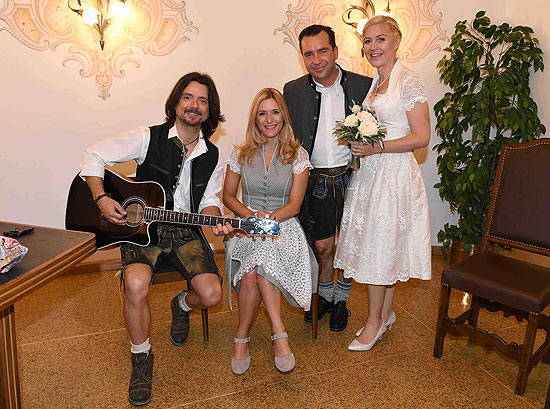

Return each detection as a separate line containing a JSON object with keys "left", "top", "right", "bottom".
{"left": 179, "top": 108, "right": 204, "bottom": 127}
{"left": 182, "top": 116, "right": 202, "bottom": 127}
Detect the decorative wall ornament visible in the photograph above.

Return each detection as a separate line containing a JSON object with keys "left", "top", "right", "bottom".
{"left": 275, "top": 0, "right": 447, "bottom": 77}
{"left": 0, "top": 0, "right": 197, "bottom": 99}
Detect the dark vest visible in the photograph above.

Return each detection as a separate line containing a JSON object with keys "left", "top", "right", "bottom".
{"left": 135, "top": 123, "right": 219, "bottom": 213}
{"left": 283, "top": 66, "right": 372, "bottom": 156}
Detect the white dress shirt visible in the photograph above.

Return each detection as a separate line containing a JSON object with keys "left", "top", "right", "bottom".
{"left": 80, "top": 125, "right": 224, "bottom": 213}
{"left": 310, "top": 67, "right": 350, "bottom": 168}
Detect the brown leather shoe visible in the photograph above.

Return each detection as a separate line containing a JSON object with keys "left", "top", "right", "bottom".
{"left": 128, "top": 350, "right": 153, "bottom": 406}
{"left": 170, "top": 294, "right": 190, "bottom": 346}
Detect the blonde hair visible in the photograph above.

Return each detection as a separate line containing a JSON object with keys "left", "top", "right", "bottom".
{"left": 237, "top": 88, "right": 300, "bottom": 166}
{"left": 362, "top": 15, "right": 402, "bottom": 41}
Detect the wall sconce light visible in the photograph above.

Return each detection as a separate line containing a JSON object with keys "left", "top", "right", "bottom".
{"left": 68, "top": 0, "right": 129, "bottom": 50}
{"left": 342, "top": 1, "right": 393, "bottom": 38}
{"left": 342, "top": 0, "right": 376, "bottom": 38}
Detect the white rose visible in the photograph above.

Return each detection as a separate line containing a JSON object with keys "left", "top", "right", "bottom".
{"left": 357, "top": 110, "right": 376, "bottom": 124}
{"left": 358, "top": 121, "right": 379, "bottom": 136}
{"left": 343, "top": 114, "right": 359, "bottom": 127}
{"left": 351, "top": 104, "right": 361, "bottom": 114}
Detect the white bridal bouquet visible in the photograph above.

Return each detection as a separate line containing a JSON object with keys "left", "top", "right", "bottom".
{"left": 333, "top": 104, "right": 386, "bottom": 170}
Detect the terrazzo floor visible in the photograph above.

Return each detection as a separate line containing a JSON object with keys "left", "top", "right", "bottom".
{"left": 14, "top": 254, "right": 550, "bottom": 408}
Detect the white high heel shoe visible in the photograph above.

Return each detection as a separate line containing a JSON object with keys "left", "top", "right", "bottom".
{"left": 355, "top": 312, "right": 396, "bottom": 337}
{"left": 348, "top": 323, "right": 386, "bottom": 351}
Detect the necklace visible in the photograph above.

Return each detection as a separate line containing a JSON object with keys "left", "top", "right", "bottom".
{"left": 373, "top": 74, "right": 390, "bottom": 96}
{"left": 182, "top": 134, "right": 200, "bottom": 158}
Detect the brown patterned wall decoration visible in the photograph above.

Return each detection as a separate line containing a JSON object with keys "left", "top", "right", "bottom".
{"left": 0, "top": 0, "right": 197, "bottom": 99}
{"left": 275, "top": 0, "right": 447, "bottom": 77}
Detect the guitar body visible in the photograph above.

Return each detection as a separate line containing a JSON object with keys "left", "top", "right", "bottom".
{"left": 66, "top": 169, "right": 166, "bottom": 248}
{"left": 66, "top": 169, "right": 280, "bottom": 249}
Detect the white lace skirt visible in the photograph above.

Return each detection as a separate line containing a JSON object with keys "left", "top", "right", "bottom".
{"left": 225, "top": 217, "right": 318, "bottom": 310}
{"left": 334, "top": 152, "right": 431, "bottom": 285}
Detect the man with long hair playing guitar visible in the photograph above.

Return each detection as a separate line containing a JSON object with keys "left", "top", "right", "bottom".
{"left": 80, "top": 72, "right": 232, "bottom": 406}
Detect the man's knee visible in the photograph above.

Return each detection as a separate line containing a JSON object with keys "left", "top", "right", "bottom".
{"left": 124, "top": 267, "right": 152, "bottom": 303}
{"left": 315, "top": 239, "right": 335, "bottom": 259}
{"left": 193, "top": 276, "right": 222, "bottom": 308}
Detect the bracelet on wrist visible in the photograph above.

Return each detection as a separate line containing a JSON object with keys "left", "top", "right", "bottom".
{"left": 95, "top": 193, "right": 110, "bottom": 203}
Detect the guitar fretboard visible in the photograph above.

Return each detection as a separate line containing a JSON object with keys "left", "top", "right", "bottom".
{"left": 144, "top": 207, "right": 241, "bottom": 228}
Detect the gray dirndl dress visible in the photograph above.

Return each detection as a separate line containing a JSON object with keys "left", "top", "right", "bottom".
{"left": 225, "top": 146, "right": 318, "bottom": 310}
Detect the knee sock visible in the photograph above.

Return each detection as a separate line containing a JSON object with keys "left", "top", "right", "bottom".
{"left": 130, "top": 338, "right": 150, "bottom": 354}
{"left": 318, "top": 280, "right": 335, "bottom": 303}
{"left": 333, "top": 280, "right": 352, "bottom": 304}
{"left": 178, "top": 291, "right": 193, "bottom": 312}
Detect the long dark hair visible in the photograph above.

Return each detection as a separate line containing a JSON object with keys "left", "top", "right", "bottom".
{"left": 165, "top": 72, "right": 225, "bottom": 138}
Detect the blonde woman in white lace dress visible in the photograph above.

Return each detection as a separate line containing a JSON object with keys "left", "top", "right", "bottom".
{"left": 223, "top": 88, "right": 318, "bottom": 375}
{"left": 334, "top": 16, "right": 431, "bottom": 351}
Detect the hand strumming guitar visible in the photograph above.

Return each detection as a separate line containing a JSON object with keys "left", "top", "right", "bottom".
{"left": 96, "top": 195, "right": 127, "bottom": 226}
{"left": 85, "top": 175, "right": 127, "bottom": 226}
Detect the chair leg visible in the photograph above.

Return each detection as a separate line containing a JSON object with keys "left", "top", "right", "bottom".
{"left": 434, "top": 284, "right": 451, "bottom": 358}
{"left": 543, "top": 323, "right": 550, "bottom": 364}
{"left": 201, "top": 308, "right": 209, "bottom": 342}
{"left": 515, "top": 312, "right": 539, "bottom": 395}
{"left": 468, "top": 295, "right": 481, "bottom": 328}
{"left": 312, "top": 292, "right": 319, "bottom": 340}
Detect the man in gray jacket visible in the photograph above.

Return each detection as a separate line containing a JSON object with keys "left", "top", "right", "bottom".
{"left": 283, "top": 25, "right": 372, "bottom": 331}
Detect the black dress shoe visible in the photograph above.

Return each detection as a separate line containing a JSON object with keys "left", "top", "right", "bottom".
{"left": 170, "top": 295, "right": 190, "bottom": 346}
{"left": 304, "top": 295, "right": 333, "bottom": 323}
{"left": 128, "top": 350, "right": 153, "bottom": 406}
{"left": 330, "top": 301, "right": 350, "bottom": 331}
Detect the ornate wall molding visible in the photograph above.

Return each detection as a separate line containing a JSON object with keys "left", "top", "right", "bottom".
{"left": 275, "top": 0, "right": 447, "bottom": 77}
{"left": 0, "top": 0, "right": 197, "bottom": 99}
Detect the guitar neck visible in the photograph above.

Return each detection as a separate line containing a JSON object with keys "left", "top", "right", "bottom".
{"left": 144, "top": 207, "right": 241, "bottom": 229}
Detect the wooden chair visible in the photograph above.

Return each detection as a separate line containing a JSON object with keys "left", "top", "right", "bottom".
{"left": 433, "top": 138, "right": 550, "bottom": 395}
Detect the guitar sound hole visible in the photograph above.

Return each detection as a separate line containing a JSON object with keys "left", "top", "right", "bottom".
{"left": 125, "top": 203, "right": 145, "bottom": 227}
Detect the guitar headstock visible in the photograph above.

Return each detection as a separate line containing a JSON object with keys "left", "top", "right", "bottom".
{"left": 240, "top": 216, "right": 280, "bottom": 236}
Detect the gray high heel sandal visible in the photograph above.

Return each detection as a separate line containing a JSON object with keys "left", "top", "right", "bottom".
{"left": 271, "top": 332, "right": 295, "bottom": 373}
{"left": 231, "top": 336, "right": 250, "bottom": 375}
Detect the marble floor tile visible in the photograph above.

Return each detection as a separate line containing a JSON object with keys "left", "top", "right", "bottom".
{"left": 13, "top": 254, "right": 550, "bottom": 408}
{"left": 15, "top": 270, "right": 124, "bottom": 344}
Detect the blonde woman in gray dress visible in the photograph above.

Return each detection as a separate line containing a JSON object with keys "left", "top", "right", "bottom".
{"left": 334, "top": 16, "right": 432, "bottom": 351}
{"left": 223, "top": 88, "right": 317, "bottom": 375}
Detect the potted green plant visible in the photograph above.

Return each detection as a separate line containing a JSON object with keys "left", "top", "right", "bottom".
{"left": 433, "top": 11, "right": 545, "bottom": 260}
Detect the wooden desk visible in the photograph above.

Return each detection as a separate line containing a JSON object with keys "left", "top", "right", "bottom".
{"left": 0, "top": 222, "right": 95, "bottom": 409}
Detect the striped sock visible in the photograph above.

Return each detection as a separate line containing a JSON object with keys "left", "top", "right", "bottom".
{"left": 334, "top": 280, "right": 352, "bottom": 304}
{"left": 318, "top": 280, "right": 335, "bottom": 303}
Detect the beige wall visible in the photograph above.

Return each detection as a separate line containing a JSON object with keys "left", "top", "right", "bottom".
{"left": 1, "top": 0, "right": 546, "bottom": 250}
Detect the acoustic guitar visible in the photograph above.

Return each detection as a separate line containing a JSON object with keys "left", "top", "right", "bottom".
{"left": 66, "top": 169, "right": 280, "bottom": 249}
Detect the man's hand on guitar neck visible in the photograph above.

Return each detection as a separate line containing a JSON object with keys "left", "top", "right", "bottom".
{"left": 202, "top": 206, "right": 235, "bottom": 237}
{"left": 97, "top": 196, "right": 127, "bottom": 226}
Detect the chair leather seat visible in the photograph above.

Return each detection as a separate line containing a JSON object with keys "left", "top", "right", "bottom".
{"left": 442, "top": 252, "right": 550, "bottom": 313}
